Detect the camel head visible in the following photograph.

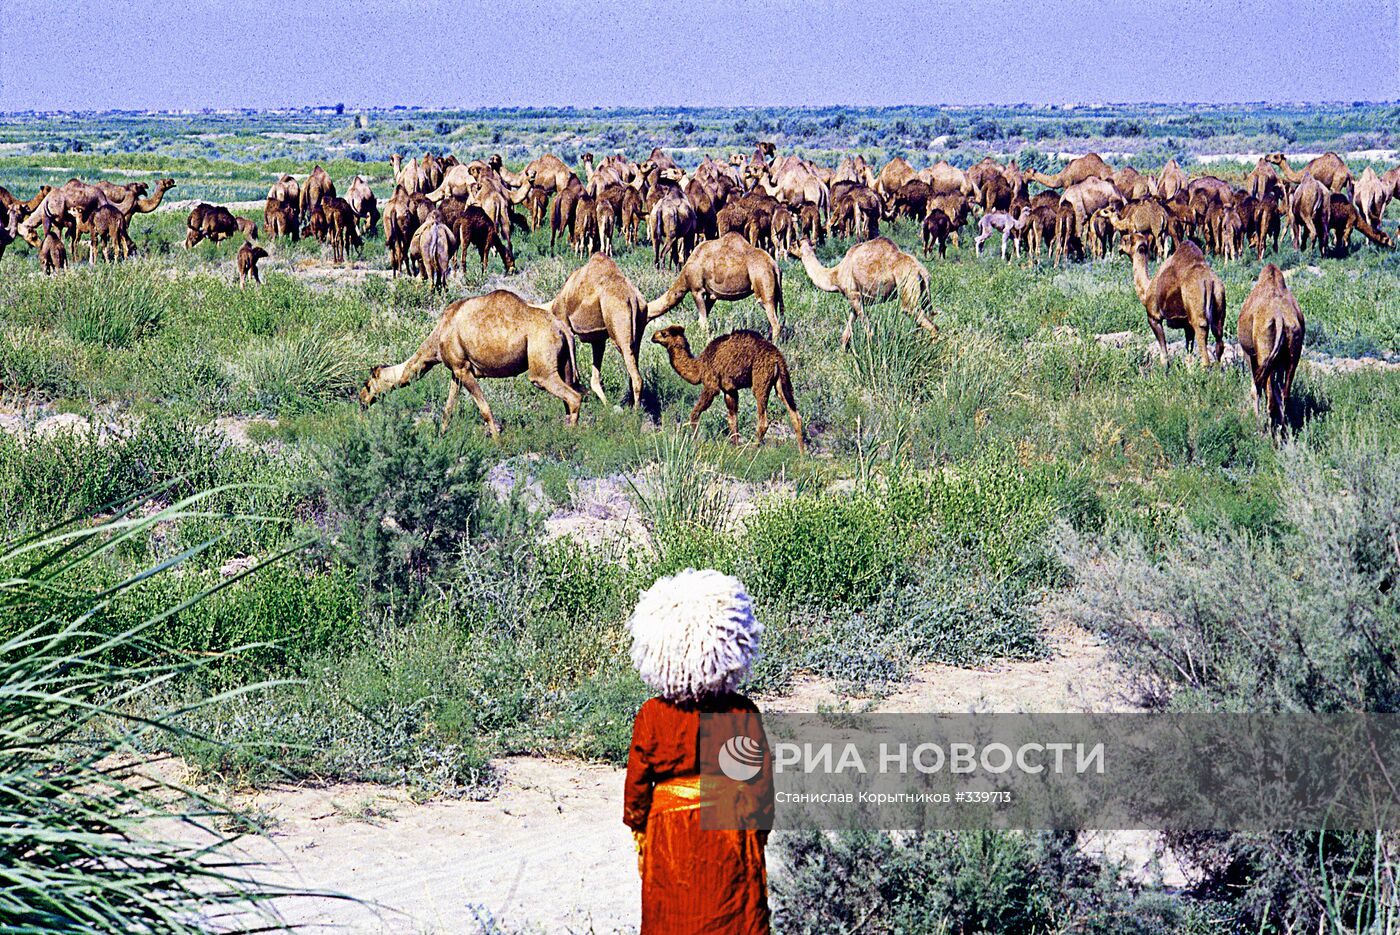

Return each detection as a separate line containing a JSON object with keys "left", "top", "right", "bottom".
{"left": 237, "top": 218, "right": 259, "bottom": 239}
{"left": 359, "top": 365, "right": 391, "bottom": 408}
{"left": 157, "top": 178, "right": 176, "bottom": 193}
{"left": 525, "top": 167, "right": 538, "bottom": 184}
{"left": 729, "top": 152, "right": 745, "bottom": 166}
{"left": 245, "top": 243, "right": 268, "bottom": 262}
{"left": 580, "top": 152, "right": 594, "bottom": 169}
{"left": 1122, "top": 232, "right": 1150, "bottom": 259}
{"left": 488, "top": 154, "right": 503, "bottom": 171}
{"left": 1264, "top": 153, "right": 1286, "bottom": 167}
{"left": 650, "top": 324, "right": 689, "bottom": 351}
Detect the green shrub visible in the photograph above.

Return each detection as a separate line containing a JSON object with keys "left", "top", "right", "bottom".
{"left": 746, "top": 491, "right": 908, "bottom": 608}
{"left": 235, "top": 332, "right": 362, "bottom": 413}
{"left": 320, "top": 408, "right": 491, "bottom": 609}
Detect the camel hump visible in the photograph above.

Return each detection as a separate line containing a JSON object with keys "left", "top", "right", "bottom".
{"left": 1259, "top": 264, "right": 1286, "bottom": 287}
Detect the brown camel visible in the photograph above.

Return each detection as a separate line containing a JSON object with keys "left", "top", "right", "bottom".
{"left": 1237, "top": 264, "right": 1304, "bottom": 430}
{"left": 651, "top": 325, "right": 805, "bottom": 452}
{"left": 1287, "top": 174, "right": 1332, "bottom": 255}
{"left": 1025, "top": 153, "right": 1113, "bottom": 190}
{"left": 0, "top": 206, "right": 20, "bottom": 261}
{"left": 1247, "top": 158, "right": 1286, "bottom": 202}
{"left": 39, "top": 231, "right": 65, "bottom": 273}
{"left": 1237, "top": 192, "right": 1283, "bottom": 259}
{"left": 1326, "top": 192, "right": 1392, "bottom": 255}
{"left": 1102, "top": 201, "right": 1168, "bottom": 258}
{"left": 409, "top": 213, "right": 456, "bottom": 289}
{"left": 360, "top": 291, "right": 580, "bottom": 437}
{"left": 792, "top": 237, "right": 936, "bottom": 349}
{"left": 185, "top": 204, "right": 256, "bottom": 248}
{"left": 0, "top": 184, "right": 51, "bottom": 221}
{"left": 345, "top": 176, "right": 379, "bottom": 235}
{"left": 437, "top": 200, "right": 514, "bottom": 276}
{"left": 1126, "top": 236, "right": 1226, "bottom": 366}
{"left": 1266, "top": 152, "right": 1353, "bottom": 195}
{"left": 84, "top": 204, "right": 133, "bottom": 262}
{"left": 321, "top": 196, "right": 363, "bottom": 263}
{"left": 237, "top": 241, "right": 268, "bottom": 286}
{"left": 519, "top": 153, "right": 577, "bottom": 193}
{"left": 646, "top": 232, "right": 784, "bottom": 341}
{"left": 874, "top": 157, "right": 917, "bottom": 201}
{"left": 264, "top": 199, "right": 300, "bottom": 240}
{"left": 299, "top": 166, "right": 336, "bottom": 214}
{"left": 572, "top": 193, "right": 600, "bottom": 256}
{"left": 550, "top": 254, "right": 649, "bottom": 408}
{"left": 384, "top": 185, "right": 420, "bottom": 275}
{"left": 649, "top": 187, "right": 698, "bottom": 269}
{"left": 1156, "top": 159, "right": 1187, "bottom": 200}
{"left": 268, "top": 174, "right": 300, "bottom": 208}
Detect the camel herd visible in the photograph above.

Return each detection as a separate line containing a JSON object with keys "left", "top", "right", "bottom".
{"left": 0, "top": 142, "right": 1383, "bottom": 437}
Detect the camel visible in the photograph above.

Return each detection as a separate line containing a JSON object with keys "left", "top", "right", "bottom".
{"left": 383, "top": 186, "right": 421, "bottom": 276}
{"left": 549, "top": 254, "right": 649, "bottom": 408}
{"left": 0, "top": 206, "right": 20, "bottom": 261}
{"left": 966, "top": 157, "right": 1006, "bottom": 199}
{"left": 792, "top": 237, "right": 936, "bottom": 350}
{"left": 828, "top": 182, "right": 881, "bottom": 242}
{"left": 651, "top": 325, "right": 805, "bottom": 453}
{"left": 359, "top": 291, "right": 581, "bottom": 437}
{"left": 649, "top": 187, "right": 698, "bottom": 269}
{"left": 237, "top": 241, "right": 268, "bottom": 286}
{"left": 1354, "top": 166, "right": 1391, "bottom": 229}
{"left": 1237, "top": 192, "right": 1282, "bottom": 259}
{"left": 321, "top": 197, "right": 363, "bottom": 263}
{"left": 974, "top": 210, "right": 1026, "bottom": 261}
{"left": 922, "top": 209, "right": 953, "bottom": 259}
{"left": 185, "top": 204, "right": 256, "bottom": 248}
{"left": 1155, "top": 159, "right": 1187, "bottom": 200}
{"left": 116, "top": 178, "right": 175, "bottom": 221}
{"left": 39, "top": 231, "right": 65, "bottom": 273}
{"left": 0, "top": 184, "right": 51, "bottom": 221}
{"left": 917, "top": 161, "right": 970, "bottom": 195}
{"left": 571, "top": 193, "right": 600, "bottom": 256}
{"left": 299, "top": 166, "right": 336, "bottom": 214}
{"left": 519, "top": 154, "right": 577, "bottom": 193}
{"left": 84, "top": 204, "right": 133, "bottom": 262}
{"left": 1266, "top": 152, "right": 1353, "bottom": 195}
{"left": 1126, "top": 236, "right": 1225, "bottom": 366}
{"left": 1237, "top": 264, "right": 1305, "bottom": 430}
{"left": 23, "top": 181, "right": 110, "bottom": 253}
{"left": 1060, "top": 178, "right": 1124, "bottom": 255}
{"left": 874, "top": 157, "right": 917, "bottom": 201}
{"left": 1102, "top": 201, "right": 1168, "bottom": 258}
{"left": 437, "top": 200, "right": 514, "bottom": 276}
{"left": 1022, "top": 204, "right": 1058, "bottom": 260}
{"left": 346, "top": 176, "right": 379, "bottom": 235}
{"left": 550, "top": 177, "right": 587, "bottom": 255}
{"left": 409, "top": 213, "right": 456, "bottom": 289}
{"left": 264, "top": 199, "right": 300, "bottom": 240}
{"left": 391, "top": 154, "right": 427, "bottom": 194}
{"left": 1326, "top": 192, "right": 1392, "bottom": 255}
{"left": 645, "top": 232, "right": 784, "bottom": 341}
{"left": 1025, "top": 153, "right": 1113, "bottom": 190}
{"left": 1287, "top": 174, "right": 1332, "bottom": 255}
{"left": 1111, "top": 167, "right": 1153, "bottom": 202}
{"left": 268, "top": 175, "right": 300, "bottom": 208}
{"left": 891, "top": 179, "right": 932, "bottom": 223}
{"left": 1247, "top": 158, "right": 1286, "bottom": 202}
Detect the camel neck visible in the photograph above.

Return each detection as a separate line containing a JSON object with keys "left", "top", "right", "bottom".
{"left": 664, "top": 342, "right": 703, "bottom": 385}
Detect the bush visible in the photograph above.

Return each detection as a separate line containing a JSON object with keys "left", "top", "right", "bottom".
{"left": 1055, "top": 438, "right": 1399, "bottom": 713}
{"left": 234, "top": 332, "right": 362, "bottom": 413}
{"left": 321, "top": 408, "right": 491, "bottom": 609}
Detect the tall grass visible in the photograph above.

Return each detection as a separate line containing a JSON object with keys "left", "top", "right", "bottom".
{"left": 0, "top": 490, "right": 320, "bottom": 932}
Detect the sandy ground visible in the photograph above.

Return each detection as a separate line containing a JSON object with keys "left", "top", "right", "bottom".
{"left": 196, "top": 623, "right": 1177, "bottom": 935}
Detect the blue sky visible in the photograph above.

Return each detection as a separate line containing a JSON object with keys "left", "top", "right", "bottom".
{"left": 2, "top": 0, "right": 1397, "bottom": 111}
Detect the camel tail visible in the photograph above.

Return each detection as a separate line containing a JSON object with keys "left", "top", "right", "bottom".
{"left": 1259, "top": 310, "right": 1286, "bottom": 378}
{"left": 775, "top": 358, "right": 798, "bottom": 410}
{"left": 556, "top": 313, "right": 581, "bottom": 388}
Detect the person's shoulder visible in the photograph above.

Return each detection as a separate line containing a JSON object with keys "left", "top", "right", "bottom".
{"left": 723, "top": 692, "right": 760, "bottom": 713}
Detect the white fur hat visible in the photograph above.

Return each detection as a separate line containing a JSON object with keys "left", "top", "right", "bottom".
{"left": 627, "top": 568, "right": 761, "bottom": 702}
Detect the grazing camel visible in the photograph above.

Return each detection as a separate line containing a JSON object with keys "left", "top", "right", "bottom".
{"left": 321, "top": 197, "right": 363, "bottom": 263}
{"left": 549, "top": 254, "right": 649, "bottom": 409}
{"left": 651, "top": 325, "right": 805, "bottom": 453}
{"left": 1022, "top": 204, "right": 1058, "bottom": 260}
{"left": 359, "top": 291, "right": 581, "bottom": 437}
{"left": 0, "top": 184, "right": 51, "bottom": 222}
{"left": 39, "top": 231, "right": 65, "bottom": 273}
{"left": 237, "top": 241, "right": 268, "bottom": 286}
{"left": 1126, "top": 236, "right": 1226, "bottom": 366}
{"left": 792, "top": 237, "right": 936, "bottom": 350}
{"left": 1237, "top": 264, "right": 1305, "bottom": 431}
{"left": 264, "top": 199, "right": 300, "bottom": 241}
{"left": 974, "top": 210, "right": 1026, "bottom": 260}
{"left": 1287, "top": 174, "right": 1332, "bottom": 255}
{"left": 1326, "top": 192, "right": 1392, "bottom": 255}
{"left": 874, "top": 157, "right": 917, "bottom": 201}
{"left": 1025, "top": 153, "right": 1114, "bottom": 190}
{"left": 1266, "top": 152, "right": 1353, "bottom": 195}
{"left": 384, "top": 185, "right": 420, "bottom": 276}
{"left": 185, "top": 204, "right": 256, "bottom": 248}
{"left": 438, "top": 200, "right": 514, "bottom": 276}
{"left": 299, "top": 165, "right": 337, "bottom": 213}
{"left": 1101, "top": 201, "right": 1168, "bottom": 258}
{"left": 645, "top": 232, "right": 784, "bottom": 341}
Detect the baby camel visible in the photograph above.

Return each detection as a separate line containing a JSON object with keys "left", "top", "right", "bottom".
{"left": 237, "top": 241, "right": 268, "bottom": 286}
{"left": 359, "top": 290, "right": 581, "bottom": 437}
{"left": 974, "top": 209, "right": 1027, "bottom": 260}
{"left": 652, "top": 325, "right": 806, "bottom": 453}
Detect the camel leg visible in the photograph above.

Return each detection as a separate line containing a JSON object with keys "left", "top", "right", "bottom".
{"left": 623, "top": 335, "right": 644, "bottom": 410}
{"left": 1148, "top": 316, "right": 1169, "bottom": 366}
{"left": 723, "top": 390, "right": 741, "bottom": 443}
{"left": 441, "top": 378, "right": 461, "bottom": 432}
{"left": 688, "top": 385, "right": 719, "bottom": 435}
{"left": 1194, "top": 324, "right": 1211, "bottom": 367}
{"left": 453, "top": 370, "right": 500, "bottom": 437}
{"left": 587, "top": 339, "right": 608, "bottom": 406}
{"left": 692, "top": 290, "right": 710, "bottom": 330}
{"left": 532, "top": 372, "right": 582, "bottom": 426}
{"left": 753, "top": 374, "right": 772, "bottom": 446}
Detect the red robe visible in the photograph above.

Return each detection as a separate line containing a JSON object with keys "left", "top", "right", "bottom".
{"left": 624, "top": 693, "right": 773, "bottom": 935}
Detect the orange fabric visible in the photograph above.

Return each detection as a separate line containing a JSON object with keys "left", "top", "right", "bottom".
{"left": 625, "top": 694, "right": 773, "bottom": 935}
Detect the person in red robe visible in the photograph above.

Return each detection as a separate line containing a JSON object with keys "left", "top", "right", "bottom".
{"left": 623, "top": 569, "right": 773, "bottom": 935}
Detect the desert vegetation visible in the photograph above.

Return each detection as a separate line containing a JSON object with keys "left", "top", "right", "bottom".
{"left": 2, "top": 106, "right": 1399, "bottom": 931}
